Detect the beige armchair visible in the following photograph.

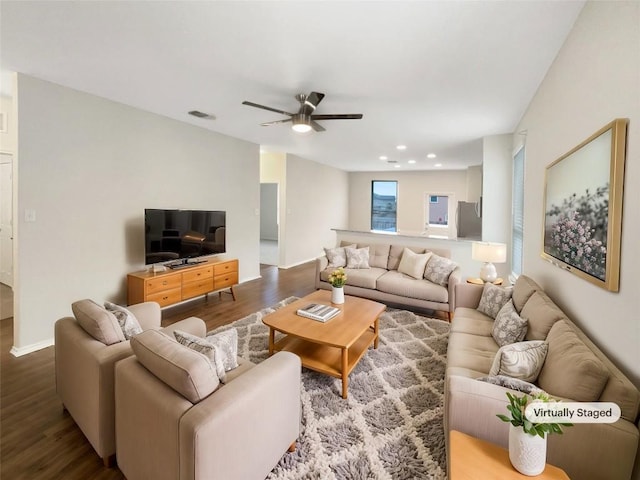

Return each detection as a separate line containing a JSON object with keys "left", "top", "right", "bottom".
{"left": 115, "top": 329, "right": 301, "bottom": 480}
{"left": 54, "top": 300, "right": 206, "bottom": 466}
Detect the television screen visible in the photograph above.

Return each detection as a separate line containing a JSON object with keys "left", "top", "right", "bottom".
{"left": 145, "top": 209, "right": 226, "bottom": 265}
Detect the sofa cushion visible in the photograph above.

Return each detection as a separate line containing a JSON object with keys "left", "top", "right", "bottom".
{"left": 345, "top": 246, "right": 370, "bottom": 269}
{"left": 324, "top": 245, "right": 355, "bottom": 268}
{"left": 105, "top": 301, "right": 143, "bottom": 340}
{"left": 424, "top": 253, "right": 458, "bottom": 286}
{"left": 537, "top": 321, "right": 609, "bottom": 402}
{"left": 72, "top": 299, "right": 126, "bottom": 345}
{"left": 489, "top": 340, "right": 548, "bottom": 382}
{"left": 446, "top": 333, "right": 500, "bottom": 375}
{"left": 491, "top": 300, "right": 528, "bottom": 347}
{"left": 376, "top": 270, "right": 448, "bottom": 303}
{"left": 450, "top": 308, "right": 494, "bottom": 336}
{"left": 131, "top": 329, "right": 219, "bottom": 404}
{"left": 358, "top": 243, "right": 391, "bottom": 269}
{"left": 387, "top": 245, "right": 426, "bottom": 270}
{"left": 477, "top": 283, "right": 513, "bottom": 319}
{"left": 325, "top": 267, "right": 387, "bottom": 289}
{"left": 512, "top": 275, "right": 542, "bottom": 313}
{"left": 476, "top": 375, "right": 545, "bottom": 395}
{"left": 520, "top": 291, "right": 567, "bottom": 340}
{"left": 397, "top": 248, "right": 433, "bottom": 280}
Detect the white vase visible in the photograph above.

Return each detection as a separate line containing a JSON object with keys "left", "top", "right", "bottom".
{"left": 509, "top": 425, "right": 547, "bottom": 476}
{"left": 331, "top": 286, "right": 344, "bottom": 305}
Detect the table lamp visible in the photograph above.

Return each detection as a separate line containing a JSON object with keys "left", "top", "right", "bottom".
{"left": 471, "top": 242, "right": 507, "bottom": 282}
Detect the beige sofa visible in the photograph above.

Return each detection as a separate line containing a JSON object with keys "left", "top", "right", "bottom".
{"left": 315, "top": 243, "right": 461, "bottom": 320}
{"left": 445, "top": 275, "right": 640, "bottom": 480}
{"left": 115, "top": 329, "right": 301, "bottom": 480}
{"left": 55, "top": 300, "right": 206, "bottom": 466}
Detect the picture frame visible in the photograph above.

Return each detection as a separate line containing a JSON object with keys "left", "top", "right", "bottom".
{"left": 541, "top": 118, "right": 628, "bottom": 292}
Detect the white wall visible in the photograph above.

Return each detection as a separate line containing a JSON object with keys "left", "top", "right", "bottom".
{"left": 515, "top": 1, "right": 640, "bottom": 386}
{"left": 259, "top": 183, "right": 278, "bottom": 240}
{"left": 348, "top": 170, "right": 469, "bottom": 233}
{"left": 282, "top": 154, "right": 349, "bottom": 267}
{"left": 14, "top": 74, "right": 261, "bottom": 353}
{"left": 260, "top": 152, "right": 287, "bottom": 265}
{"left": 482, "top": 134, "right": 512, "bottom": 244}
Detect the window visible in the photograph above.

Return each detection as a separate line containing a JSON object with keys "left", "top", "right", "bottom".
{"left": 371, "top": 181, "right": 397, "bottom": 232}
{"left": 512, "top": 147, "right": 525, "bottom": 276}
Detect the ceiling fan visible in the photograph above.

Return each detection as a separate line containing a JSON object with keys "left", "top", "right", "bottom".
{"left": 242, "top": 92, "right": 363, "bottom": 133}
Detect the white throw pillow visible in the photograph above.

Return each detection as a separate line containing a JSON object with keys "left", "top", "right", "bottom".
{"left": 397, "top": 248, "right": 433, "bottom": 279}
{"left": 489, "top": 340, "right": 548, "bottom": 382}
{"left": 104, "top": 301, "right": 143, "bottom": 340}
{"left": 324, "top": 244, "right": 356, "bottom": 268}
{"left": 174, "top": 329, "right": 239, "bottom": 383}
{"left": 345, "top": 246, "right": 370, "bottom": 269}
{"left": 491, "top": 300, "right": 528, "bottom": 347}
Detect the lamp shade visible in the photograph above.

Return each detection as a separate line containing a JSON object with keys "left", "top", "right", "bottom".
{"left": 471, "top": 242, "right": 507, "bottom": 263}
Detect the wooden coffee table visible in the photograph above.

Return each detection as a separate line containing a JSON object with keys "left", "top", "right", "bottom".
{"left": 262, "top": 290, "right": 386, "bottom": 398}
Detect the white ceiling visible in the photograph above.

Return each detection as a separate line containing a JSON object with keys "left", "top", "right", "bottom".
{"left": 0, "top": 1, "right": 584, "bottom": 172}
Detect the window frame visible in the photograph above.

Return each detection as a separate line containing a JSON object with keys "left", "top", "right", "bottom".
{"left": 371, "top": 180, "right": 398, "bottom": 232}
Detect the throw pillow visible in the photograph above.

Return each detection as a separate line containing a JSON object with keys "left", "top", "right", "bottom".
{"left": 105, "top": 301, "right": 143, "bottom": 340}
{"left": 345, "top": 246, "right": 370, "bottom": 269}
{"left": 489, "top": 340, "right": 548, "bottom": 382}
{"left": 476, "top": 375, "right": 545, "bottom": 396}
{"left": 72, "top": 299, "right": 125, "bottom": 345}
{"left": 491, "top": 300, "right": 528, "bottom": 347}
{"left": 477, "top": 283, "right": 513, "bottom": 319}
{"left": 397, "top": 248, "right": 433, "bottom": 280}
{"left": 324, "top": 244, "right": 356, "bottom": 268}
{"left": 423, "top": 253, "right": 458, "bottom": 286}
{"left": 173, "top": 330, "right": 225, "bottom": 381}
{"left": 205, "top": 329, "right": 239, "bottom": 373}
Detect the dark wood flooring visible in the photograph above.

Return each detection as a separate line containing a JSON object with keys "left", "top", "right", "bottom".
{"left": 1, "top": 262, "right": 317, "bottom": 480}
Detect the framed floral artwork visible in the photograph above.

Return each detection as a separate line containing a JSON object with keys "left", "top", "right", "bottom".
{"left": 541, "top": 118, "right": 628, "bottom": 292}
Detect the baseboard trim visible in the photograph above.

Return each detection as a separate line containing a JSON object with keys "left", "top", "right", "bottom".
{"left": 10, "top": 338, "right": 54, "bottom": 357}
{"left": 279, "top": 257, "right": 317, "bottom": 269}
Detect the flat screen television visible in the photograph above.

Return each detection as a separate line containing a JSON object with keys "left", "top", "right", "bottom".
{"left": 145, "top": 209, "right": 226, "bottom": 265}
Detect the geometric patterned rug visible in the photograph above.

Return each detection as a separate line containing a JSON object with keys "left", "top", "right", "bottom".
{"left": 208, "top": 297, "right": 450, "bottom": 480}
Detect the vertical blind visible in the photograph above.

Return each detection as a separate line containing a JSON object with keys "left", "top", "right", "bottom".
{"left": 512, "top": 147, "right": 525, "bottom": 276}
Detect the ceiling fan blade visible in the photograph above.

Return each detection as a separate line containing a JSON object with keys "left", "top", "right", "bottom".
{"left": 260, "top": 119, "right": 292, "bottom": 126}
{"left": 307, "top": 92, "right": 325, "bottom": 108}
{"left": 242, "top": 101, "right": 293, "bottom": 116}
{"left": 311, "top": 114, "right": 363, "bottom": 120}
{"left": 311, "top": 120, "right": 326, "bottom": 132}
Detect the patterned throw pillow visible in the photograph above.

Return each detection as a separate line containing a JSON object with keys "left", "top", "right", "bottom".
{"left": 174, "top": 329, "right": 238, "bottom": 383}
{"left": 491, "top": 300, "right": 528, "bottom": 347}
{"left": 324, "top": 244, "right": 356, "bottom": 268}
{"left": 423, "top": 253, "right": 458, "bottom": 286}
{"left": 104, "top": 301, "right": 143, "bottom": 340}
{"left": 397, "top": 248, "right": 433, "bottom": 279}
{"left": 476, "top": 375, "right": 545, "bottom": 396}
{"left": 477, "top": 283, "right": 513, "bottom": 319}
{"left": 489, "top": 340, "right": 548, "bottom": 382}
{"left": 345, "top": 246, "right": 370, "bottom": 269}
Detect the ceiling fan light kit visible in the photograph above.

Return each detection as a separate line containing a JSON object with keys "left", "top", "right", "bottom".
{"left": 242, "top": 91, "right": 363, "bottom": 133}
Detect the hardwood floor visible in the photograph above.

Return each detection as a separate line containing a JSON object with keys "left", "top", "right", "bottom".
{"left": 0, "top": 263, "right": 317, "bottom": 480}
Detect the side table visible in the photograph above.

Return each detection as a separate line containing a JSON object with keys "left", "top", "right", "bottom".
{"left": 449, "top": 430, "right": 569, "bottom": 479}
{"left": 467, "top": 277, "right": 503, "bottom": 286}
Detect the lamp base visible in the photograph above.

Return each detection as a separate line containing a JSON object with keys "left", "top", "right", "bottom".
{"left": 479, "top": 263, "right": 497, "bottom": 282}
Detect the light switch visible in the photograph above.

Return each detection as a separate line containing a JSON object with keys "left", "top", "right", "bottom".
{"left": 25, "top": 209, "right": 36, "bottom": 222}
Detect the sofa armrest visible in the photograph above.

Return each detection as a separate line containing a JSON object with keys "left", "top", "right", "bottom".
{"left": 179, "top": 351, "right": 301, "bottom": 480}
{"left": 315, "top": 256, "right": 329, "bottom": 289}
{"left": 453, "top": 282, "right": 484, "bottom": 309}
{"left": 447, "top": 268, "right": 462, "bottom": 313}
{"left": 161, "top": 316, "right": 207, "bottom": 338}
{"left": 128, "top": 301, "right": 162, "bottom": 330}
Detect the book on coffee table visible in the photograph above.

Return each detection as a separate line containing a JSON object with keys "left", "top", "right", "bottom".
{"left": 296, "top": 303, "right": 340, "bottom": 323}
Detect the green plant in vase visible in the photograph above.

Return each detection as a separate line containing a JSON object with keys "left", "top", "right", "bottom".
{"left": 497, "top": 391, "right": 572, "bottom": 438}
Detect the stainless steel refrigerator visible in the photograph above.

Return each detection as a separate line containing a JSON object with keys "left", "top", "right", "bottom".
{"left": 456, "top": 201, "right": 482, "bottom": 239}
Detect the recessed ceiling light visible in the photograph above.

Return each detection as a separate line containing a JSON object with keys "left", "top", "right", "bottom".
{"left": 434, "top": 163, "right": 442, "bottom": 167}
{"left": 394, "top": 165, "right": 401, "bottom": 168}
{"left": 408, "top": 159, "right": 416, "bottom": 164}
{"left": 396, "top": 145, "right": 407, "bottom": 151}
{"left": 427, "top": 153, "right": 437, "bottom": 159}
{"left": 379, "top": 155, "right": 388, "bottom": 161}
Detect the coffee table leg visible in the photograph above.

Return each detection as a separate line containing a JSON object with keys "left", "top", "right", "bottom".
{"left": 373, "top": 317, "right": 379, "bottom": 349}
{"left": 341, "top": 348, "right": 348, "bottom": 399}
{"left": 268, "top": 327, "right": 275, "bottom": 355}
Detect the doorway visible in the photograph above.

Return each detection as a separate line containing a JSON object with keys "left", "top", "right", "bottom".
{"left": 0, "top": 152, "right": 13, "bottom": 319}
{"left": 260, "top": 183, "right": 279, "bottom": 265}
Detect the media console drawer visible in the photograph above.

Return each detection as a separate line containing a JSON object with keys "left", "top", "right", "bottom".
{"left": 127, "top": 258, "right": 238, "bottom": 306}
